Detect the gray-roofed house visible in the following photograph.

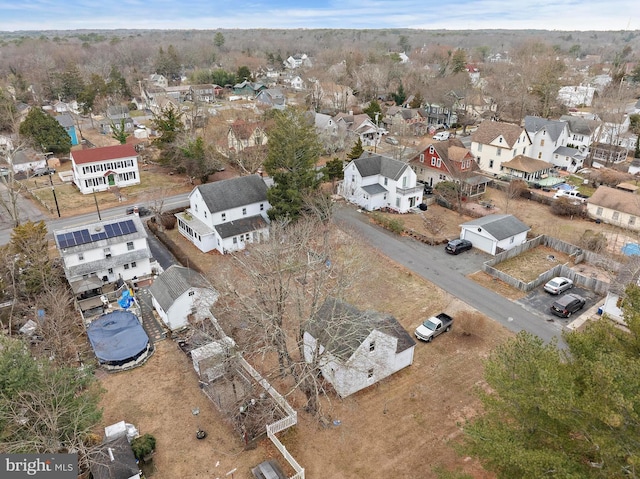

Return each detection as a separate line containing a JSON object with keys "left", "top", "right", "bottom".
{"left": 524, "top": 116, "right": 572, "bottom": 168}
{"left": 499, "top": 155, "right": 554, "bottom": 183}
{"left": 100, "top": 105, "right": 134, "bottom": 134}
{"left": 89, "top": 435, "right": 141, "bottom": 479}
{"left": 176, "top": 175, "right": 271, "bottom": 254}
{"left": 53, "top": 214, "right": 152, "bottom": 288}
{"left": 148, "top": 265, "right": 218, "bottom": 331}
{"left": 55, "top": 113, "right": 79, "bottom": 145}
{"left": 303, "top": 297, "right": 416, "bottom": 398}
{"left": 339, "top": 152, "right": 423, "bottom": 213}
{"left": 460, "top": 214, "right": 530, "bottom": 255}
{"left": 255, "top": 88, "right": 286, "bottom": 109}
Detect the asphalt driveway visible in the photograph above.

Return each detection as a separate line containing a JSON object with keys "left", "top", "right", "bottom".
{"left": 516, "top": 285, "right": 604, "bottom": 327}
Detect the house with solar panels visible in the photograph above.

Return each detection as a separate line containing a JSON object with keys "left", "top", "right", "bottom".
{"left": 53, "top": 215, "right": 153, "bottom": 296}
{"left": 175, "top": 174, "right": 271, "bottom": 254}
{"left": 70, "top": 144, "right": 140, "bottom": 194}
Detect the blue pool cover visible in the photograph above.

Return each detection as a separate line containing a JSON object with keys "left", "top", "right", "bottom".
{"left": 87, "top": 310, "right": 149, "bottom": 364}
{"left": 622, "top": 243, "right": 640, "bottom": 256}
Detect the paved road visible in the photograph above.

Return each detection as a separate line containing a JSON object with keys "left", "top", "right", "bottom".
{"left": 333, "top": 204, "right": 567, "bottom": 346}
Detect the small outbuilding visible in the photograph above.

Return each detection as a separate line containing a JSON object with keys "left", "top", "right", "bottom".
{"left": 148, "top": 265, "right": 218, "bottom": 331}
{"left": 460, "top": 214, "right": 530, "bottom": 255}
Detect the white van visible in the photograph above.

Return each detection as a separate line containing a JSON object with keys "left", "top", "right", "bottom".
{"left": 432, "top": 131, "right": 450, "bottom": 141}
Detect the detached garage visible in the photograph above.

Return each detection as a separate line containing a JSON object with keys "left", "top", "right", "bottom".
{"left": 460, "top": 214, "right": 530, "bottom": 255}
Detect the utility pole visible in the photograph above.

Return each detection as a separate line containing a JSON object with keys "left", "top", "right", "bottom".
{"left": 48, "top": 173, "right": 60, "bottom": 217}
{"left": 93, "top": 188, "right": 101, "bottom": 220}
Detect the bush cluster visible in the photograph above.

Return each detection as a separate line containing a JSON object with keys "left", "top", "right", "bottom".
{"left": 371, "top": 212, "right": 405, "bottom": 234}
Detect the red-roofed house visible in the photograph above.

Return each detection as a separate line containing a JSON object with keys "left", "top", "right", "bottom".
{"left": 71, "top": 144, "right": 140, "bottom": 194}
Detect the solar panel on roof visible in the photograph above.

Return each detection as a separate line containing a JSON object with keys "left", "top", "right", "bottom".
{"left": 65, "top": 232, "right": 76, "bottom": 246}
{"left": 73, "top": 231, "right": 84, "bottom": 244}
{"left": 113, "top": 222, "right": 124, "bottom": 236}
{"left": 80, "top": 230, "right": 91, "bottom": 243}
{"left": 104, "top": 224, "right": 115, "bottom": 238}
{"left": 125, "top": 219, "right": 136, "bottom": 234}
{"left": 56, "top": 234, "right": 68, "bottom": 249}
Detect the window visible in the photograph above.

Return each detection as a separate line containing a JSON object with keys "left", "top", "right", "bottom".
{"left": 395, "top": 198, "right": 400, "bottom": 207}
{"left": 489, "top": 160, "right": 494, "bottom": 168}
{"left": 612, "top": 211, "right": 619, "bottom": 221}
{"left": 127, "top": 241, "right": 134, "bottom": 251}
{"left": 188, "top": 291, "right": 195, "bottom": 296}
{"left": 369, "top": 341, "right": 375, "bottom": 352}
{"left": 477, "top": 144, "right": 482, "bottom": 152}
{"left": 510, "top": 236, "right": 515, "bottom": 244}
{"left": 430, "top": 157, "right": 436, "bottom": 166}
{"left": 630, "top": 216, "right": 636, "bottom": 226}
{"left": 233, "top": 237, "right": 237, "bottom": 244}
{"left": 596, "top": 207, "right": 603, "bottom": 216}
{"left": 496, "top": 148, "right": 501, "bottom": 156}
{"left": 540, "top": 139, "right": 545, "bottom": 147}
{"left": 351, "top": 175, "right": 355, "bottom": 182}
{"left": 108, "top": 268, "right": 113, "bottom": 274}
{"left": 419, "top": 153, "right": 424, "bottom": 163}
{"left": 436, "top": 159, "right": 442, "bottom": 167}
{"left": 131, "top": 261, "right": 136, "bottom": 268}
{"left": 124, "top": 264, "right": 130, "bottom": 270}
{"left": 204, "top": 211, "right": 207, "bottom": 218}
{"left": 538, "top": 152, "right": 542, "bottom": 159}
{"left": 222, "top": 213, "right": 226, "bottom": 221}
{"left": 367, "top": 368, "right": 374, "bottom": 379}
{"left": 242, "top": 207, "right": 247, "bottom": 216}
{"left": 384, "top": 178, "right": 388, "bottom": 186}
{"left": 260, "top": 203, "right": 264, "bottom": 211}
{"left": 78, "top": 253, "right": 84, "bottom": 261}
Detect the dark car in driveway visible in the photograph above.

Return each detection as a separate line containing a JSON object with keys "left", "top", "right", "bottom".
{"left": 550, "top": 293, "right": 586, "bottom": 318}
{"left": 445, "top": 238, "right": 473, "bottom": 255}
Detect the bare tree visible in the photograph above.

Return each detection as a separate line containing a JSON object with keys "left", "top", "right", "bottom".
{"left": 216, "top": 216, "right": 368, "bottom": 416}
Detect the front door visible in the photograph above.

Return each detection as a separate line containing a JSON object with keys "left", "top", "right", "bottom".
{"left": 107, "top": 174, "right": 115, "bottom": 186}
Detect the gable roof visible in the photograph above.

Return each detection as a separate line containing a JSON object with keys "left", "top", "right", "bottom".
{"left": 500, "top": 155, "right": 554, "bottom": 173}
{"left": 559, "top": 115, "right": 596, "bottom": 136}
{"left": 588, "top": 185, "right": 640, "bottom": 217}
{"left": 56, "top": 113, "right": 75, "bottom": 128}
{"left": 228, "top": 120, "right": 263, "bottom": 140}
{"left": 351, "top": 153, "right": 409, "bottom": 181}
{"left": 89, "top": 435, "right": 139, "bottom": 479}
{"left": 461, "top": 214, "right": 530, "bottom": 240}
{"left": 524, "top": 116, "right": 567, "bottom": 142}
{"left": 472, "top": 121, "right": 526, "bottom": 149}
{"left": 71, "top": 144, "right": 138, "bottom": 165}
{"left": 195, "top": 174, "right": 268, "bottom": 213}
{"left": 148, "top": 265, "right": 214, "bottom": 312}
{"left": 305, "top": 297, "right": 415, "bottom": 362}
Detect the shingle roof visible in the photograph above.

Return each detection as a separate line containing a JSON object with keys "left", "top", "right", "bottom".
{"left": 148, "top": 265, "right": 214, "bottom": 312}
{"left": 461, "top": 214, "right": 530, "bottom": 240}
{"left": 588, "top": 185, "right": 640, "bottom": 217}
{"left": 195, "top": 175, "right": 268, "bottom": 214}
{"left": 553, "top": 146, "right": 580, "bottom": 157}
{"left": 352, "top": 153, "right": 408, "bottom": 181}
{"left": 559, "top": 115, "right": 595, "bottom": 136}
{"left": 471, "top": 121, "right": 525, "bottom": 148}
{"left": 89, "top": 435, "right": 139, "bottom": 479}
{"left": 362, "top": 183, "right": 388, "bottom": 195}
{"left": 71, "top": 144, "right": 138, "bottom": 165}
{"left": 305, "top": 297, "right": 415, "bottom": 362}
{"left": 56, "top": 113, "right": 75, "bottom": 128}
{"left": 524, "top": 116, "right": 567, "bottom": 142}
{"left": 214, "top": 215, "right": 268, "bottom": 239}
{"left": 500, "top": 155, "right": 553, "bottom": 173}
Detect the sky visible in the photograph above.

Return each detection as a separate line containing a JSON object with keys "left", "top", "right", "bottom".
{"left": 0, "top": 0, "right": 637, "bottom": 32}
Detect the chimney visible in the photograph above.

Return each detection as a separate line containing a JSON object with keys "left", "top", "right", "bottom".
{"left": 108, "top": 448, "right": 115, "bottom": 462}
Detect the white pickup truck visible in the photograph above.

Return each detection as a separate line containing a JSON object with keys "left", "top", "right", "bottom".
{"left": 553, "top": 189, "right": 589, "bottom": 203}
{"left": 414, "top": 313, "right": 453, "bottom": 342}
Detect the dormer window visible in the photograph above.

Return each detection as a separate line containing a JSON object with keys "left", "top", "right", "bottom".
{"left": 221, "top": 213, "right": 226, "bottom": 221}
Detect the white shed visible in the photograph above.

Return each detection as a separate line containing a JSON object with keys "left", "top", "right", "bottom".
{"left": 148, "top": 265, "right": 218, "bottom": 331}
{"left": 460, "top": 214, "right": 530, "bottom": 255}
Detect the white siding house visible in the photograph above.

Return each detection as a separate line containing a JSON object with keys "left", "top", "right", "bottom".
{"left": 176, "top": 175, "right": 271, "bottom": 254}
{"left": 148, "top": 265, "right": 218, "bottom": 331}
{"left": 460, "top": 214, "right": 530, "bottom": 255}
{"left": 586, "top": 186, "right": 640, "bottom": 232}
{"left": 339, "top": 153, "right": 423, "bottom": 213}
{"left": 470, "top": 121, "right": 532, "bottom": 176}
{"left": 303, "top": 298, "right": 415, "bottom": 398}
{"left": 70, "top": 144, "right": 140, "bottom": 194}
{"left": 54, "top": 215, "right": 152, "bottom": 287}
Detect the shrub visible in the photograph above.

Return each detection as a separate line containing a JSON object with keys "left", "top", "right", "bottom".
{"left": 579, "top": 229, "right": 608, "bottom": 253}
{"left": 131, "top": 433, "right": 156, "bottom": 461}
{"left": 550, "top": 198, "right": 584, "bottom": 217}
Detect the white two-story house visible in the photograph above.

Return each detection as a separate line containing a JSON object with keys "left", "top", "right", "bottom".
{"left": 524, "top": 116, "right": 585, "bottom": 172}
{"left": 175, "top": 175, "right": 271, "bottom": 254}
{"left": 71, "top": 144, "right": 140, "bottom": 194}
{"left": 54, "top": 215, "right": 152, "bottom": 291}
{"left": 471, "top": 121, "right": 532, "bottom": 176}
{"left": 339, "top": 152, "right": 423, "bottom": 213}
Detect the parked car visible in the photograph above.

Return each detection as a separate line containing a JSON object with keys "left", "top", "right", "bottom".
{"left": 445, "top": 238, "right": 473, "bottom": 255}
{"left": 385, "top": 136, "right": 399, "bottom": 145}
{"left": 33, "top": 167, "right": 56, "bottom": 177}
{"left": 544, "top": 276, "right": 573, "bottom": 294}
{"left": 126, "top": 205, "right": 152, "bottom": 217}
{"left": 550, "top": 293, "right": 586, "bottom": 318}
{"left": 432, "top": 131, "right": 450, "bottom": 141}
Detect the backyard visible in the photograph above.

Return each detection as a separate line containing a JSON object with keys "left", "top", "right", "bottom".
{"left": 99, "top": 224, "right": 514, "bottom": 479}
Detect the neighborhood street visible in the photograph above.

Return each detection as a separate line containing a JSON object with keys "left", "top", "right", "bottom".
{"left": 333, "top": 203, "right": 568, "bottom": 347}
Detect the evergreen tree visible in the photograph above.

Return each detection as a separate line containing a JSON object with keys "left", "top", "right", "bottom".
{"left": 347, "top": 137, "right": 364, "bottom": 160}
{"left": 410, "top": 92, "right": 424, "bottom": 109}
{"left": 363, "top": 100, "right": 382, "bottom": 122}
{"left": 151, "top": 104, "right": 184, "bottom": 147}
{"left": 213, "top": 32, "right": 225, "bottom": 49}
{"left": 236, "top": 66, "right": 252, "bottom": 82}
{"left": 392, "top": 83, "right": 407, "bottom": 106}
{"left": 19, "top": 108, "right": 71, "bottom": 155}
{"left": 110, "top": 118, "right": 129, "bottom": 145}
{"left": 463, "top": 286, "right": 640, "bottom": 478}
{"left": 264, "top": 109, "right": 322, "bottom": 221}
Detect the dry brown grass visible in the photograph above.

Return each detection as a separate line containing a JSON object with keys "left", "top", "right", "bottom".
{"left": 492, "top": 245, "right": 571, "bottom": 282}
{"left": 467, "top": 271, "right": 527, "bottom": 300}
